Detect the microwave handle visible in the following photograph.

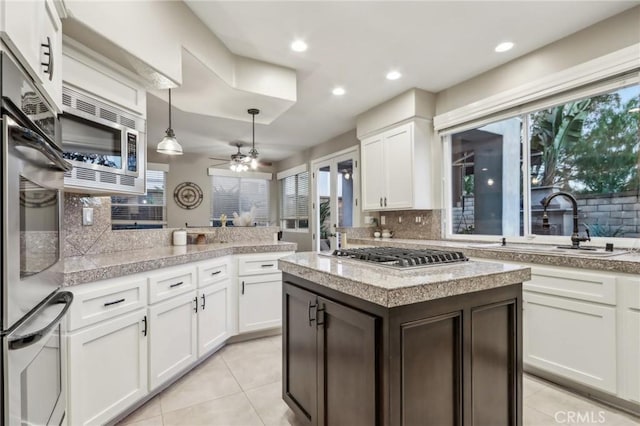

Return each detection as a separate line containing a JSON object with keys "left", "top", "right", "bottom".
{"left": 8, "top": 292, "right": 73, "bottom": 350}
{"left": 9, "top": 124, "right": 72, "bottom": 172}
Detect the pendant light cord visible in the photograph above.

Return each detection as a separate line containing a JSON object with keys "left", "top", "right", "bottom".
{"left": 168, "top": 89, "right": 172, "bottom": 130}
{"left": 252, "top": 112, "right": 255, "bottom": 150}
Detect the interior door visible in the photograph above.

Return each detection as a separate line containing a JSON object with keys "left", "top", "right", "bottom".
{"left": 312, "top": 150, "right": 358, "bottom": 252}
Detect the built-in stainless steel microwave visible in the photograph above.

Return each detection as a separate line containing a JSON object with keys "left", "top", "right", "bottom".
{"left": 60, "top": 86, "right": 146, "bottom": 194}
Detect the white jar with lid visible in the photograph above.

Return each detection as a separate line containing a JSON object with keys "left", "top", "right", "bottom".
{"left": 173, "top": 230, "right": 187, "bottom": 246}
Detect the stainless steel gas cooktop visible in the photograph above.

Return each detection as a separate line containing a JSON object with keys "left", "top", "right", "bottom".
{"left": 332, "top": 247, "right": 469, "bottom": 269}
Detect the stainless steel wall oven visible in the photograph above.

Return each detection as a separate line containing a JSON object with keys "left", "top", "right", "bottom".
{"left": 1, "top": 50, "right": 73, "bottom": 426}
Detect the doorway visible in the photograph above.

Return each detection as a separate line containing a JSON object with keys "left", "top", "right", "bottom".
{"left": 312, "top": 149, "right": 359, "bottom": 252}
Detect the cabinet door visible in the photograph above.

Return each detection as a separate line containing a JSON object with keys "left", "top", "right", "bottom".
{"left": 239, "top": 273, "right": 282, "bottom": 332}
{"left": 67, "top": 309, "right": 148, "bottom": 426}
{"left": 361, "top": 135, "right": 385, "bottom": 211}
{"left": 38, "top": 0, "right": 62, "bottom": 111}
{"left": 383, "top": 124, "right": 414, "bottom": 209}
{"left": 317, "top": 296, "right": 377, "bottom": 426}
{"left": 523, "top": 292, "right": 616, "bottom": 393}
{"left": 282, "top": 283, "right": 318, "bottom": 426}
{"left": 1, "top": 0, "right": 41, "bottom": 79}
{"left": 148, "top": 291, "right": 197, "bottom": 390}
{"left": 198, "top": 281, "right": 231, "bottom": 358}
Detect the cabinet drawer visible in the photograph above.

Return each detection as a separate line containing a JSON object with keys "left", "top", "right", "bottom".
{"left": 67, "top": 277, "right": 147, "bottom": 331}
{"left": 525, "top": 266, "right": 616, "bottom": 305}
{"left": 238, "top": 252, "right": 293, "bottom": 276}
{"left": 198, "top": 257, "right": 231, "bottom": 288}
{"left": 148, "top": 266, "right": 197, "bottom": 304}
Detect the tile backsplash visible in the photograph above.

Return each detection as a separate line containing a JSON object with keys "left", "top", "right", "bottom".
{"left": 63, "top": 194, "right": 279, "bottom": 257}
{"left": 340, "top": 210, "right": 443, "bottom": 240}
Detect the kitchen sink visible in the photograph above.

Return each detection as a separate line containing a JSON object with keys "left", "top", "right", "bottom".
{"left": 466, "top": 243, "right": 628, "bottom": 257}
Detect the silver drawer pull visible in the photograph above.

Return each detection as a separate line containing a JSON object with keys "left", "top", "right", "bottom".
{"left": 261, "top": 264, "right": 274, "bottom": 267}
{"left": 211, "top": 271, "right": 222, "bottom": 276}
{"left": 104, "top": 298, "right": 125, "bottom": 307}
{"left": 169, "top": 281, "right": 184, "bottom": 288}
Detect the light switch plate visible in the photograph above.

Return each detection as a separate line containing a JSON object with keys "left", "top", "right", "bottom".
{"left": 82, "top": 207, "right": 94, "bottom": 226}
{"left": 380, "top": 215, "right": 386, "bottom": 225}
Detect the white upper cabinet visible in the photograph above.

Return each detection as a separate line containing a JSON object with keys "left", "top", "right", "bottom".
{"left": 360, "top": 120, "right": 435, "bottom": 211}
{"left": 0, "top": 0, "right": 63, "bottom": 112}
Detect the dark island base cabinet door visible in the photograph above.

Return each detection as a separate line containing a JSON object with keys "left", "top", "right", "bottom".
{"left": 317, "top": 296, "right": 377, "bottom": 426}
{"left": 282, "top": 283, "right": 378, "bottom": 426}
{"left": 283, "top": 283, "right": 318, "bottom": 425}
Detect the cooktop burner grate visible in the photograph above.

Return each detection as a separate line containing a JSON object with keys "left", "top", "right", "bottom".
{"left": 332, "top": 247, "right": 468, "bottom": 268}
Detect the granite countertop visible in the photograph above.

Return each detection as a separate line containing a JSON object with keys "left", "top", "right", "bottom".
{"left": 278, "top": 252, "right": 530, "bottom": 308}
{"left": 349, "top": 237, "right": 640, "bottom": 275}
{"left": 64, "top": 241, "right": 297, "bottom": 286}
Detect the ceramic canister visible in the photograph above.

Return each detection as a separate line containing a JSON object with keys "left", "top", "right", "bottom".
{"left": 173, "top": 230, "right": 187, "bottom": 246}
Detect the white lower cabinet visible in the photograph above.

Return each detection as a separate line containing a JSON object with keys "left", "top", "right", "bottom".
{"left": 523, "top": 291, "right": 617, "bottom": 393}
{"left": 198, "top": 281, "right": 231, "bottom": 357}
{"left": 148, "top": 291, "right": 198, "bottom": 390}
{"left": 239, "top": 273, "right": 283, "bottom": 332}
{"left": 67, "top": 309, "right": 147, "bottom": 426}
{"left": 236, "top": 251, "right": 293, "bottom": 333}
{"left": 66, "top": 251, "right": 287, "bottom": 424}
{"left": 519, "top": 263, "right": 640, "bottom": 407}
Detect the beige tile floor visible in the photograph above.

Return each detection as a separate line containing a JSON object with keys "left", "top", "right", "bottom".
{"left": 118, "top": 335, "right": 639, "bottom": 426}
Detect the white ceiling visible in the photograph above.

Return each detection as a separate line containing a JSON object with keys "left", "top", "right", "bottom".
{"left": 147, "top": 1, "right": 637, "bottom": 163}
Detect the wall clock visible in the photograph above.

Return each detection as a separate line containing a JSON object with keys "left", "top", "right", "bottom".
{"left": 173, "top": 182, "right": 203, "bottom": 210}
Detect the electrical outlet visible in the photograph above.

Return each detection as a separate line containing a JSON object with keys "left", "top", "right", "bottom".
{"left": 398, "top": 216, "right": 402, "bottom": 223}
{"left": 365, "top": 216, "right": 373, "bottom": 225}
{"left": 82, "top": 207, "right": 94, "bottom": 226}
{"left": 380, "top": 215, "right": 386, "bottom": 225}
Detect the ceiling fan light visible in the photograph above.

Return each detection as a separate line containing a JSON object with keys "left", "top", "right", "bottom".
{"left": 250, "top": 157, "right": 258, "bottom": 170}
{"left": 156, "top": 129, "right": 183, "bottom": 155}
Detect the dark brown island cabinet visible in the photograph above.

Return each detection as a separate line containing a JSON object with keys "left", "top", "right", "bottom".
{"left": 282, "top": 273, "right": 523, "bottom": 426}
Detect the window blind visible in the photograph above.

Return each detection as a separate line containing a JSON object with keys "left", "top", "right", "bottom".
{"left": 211, "top": 176, "right": 270, "bottom": 225}
{"left": 280, "top": 171, "right": 309, "bottom": 229}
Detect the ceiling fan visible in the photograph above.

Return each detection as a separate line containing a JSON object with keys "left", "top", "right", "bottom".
{"left": 209, "top": 108, "right": 271, "bottom": 171}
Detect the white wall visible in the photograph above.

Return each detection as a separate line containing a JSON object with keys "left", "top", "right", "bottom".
{"left": 435, "top": 6, "right": 640, "bottom": 115}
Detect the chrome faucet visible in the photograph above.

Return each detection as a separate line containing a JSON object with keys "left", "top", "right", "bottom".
{"left": 540, "top": 191, "right": 590, "bottom": 249}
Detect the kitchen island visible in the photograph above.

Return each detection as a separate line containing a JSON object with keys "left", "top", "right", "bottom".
{"left": 279, "top": 251, "right": 530, "bottom": 426}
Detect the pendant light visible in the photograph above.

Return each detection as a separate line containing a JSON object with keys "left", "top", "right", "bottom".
{"left": 247, "top": 108, "right": 259, "bottom": 169}
{"left": 156, "top": 89, "right": 183, "bottom": 155}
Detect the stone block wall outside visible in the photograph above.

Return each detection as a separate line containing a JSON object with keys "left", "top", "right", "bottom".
{"left": 452, "top": 192, "right": 639, "bottom": 238}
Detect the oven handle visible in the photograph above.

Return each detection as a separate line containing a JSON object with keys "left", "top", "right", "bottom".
{"left": 8, "top": 291, "right": 73, "bottom": 350}
{"left": 9, "top": 123, "right": 72, "bottom": 172}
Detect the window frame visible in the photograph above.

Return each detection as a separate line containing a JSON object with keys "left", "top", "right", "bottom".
{"left": 442, "top": 78, "right": 640, "bottom": 248}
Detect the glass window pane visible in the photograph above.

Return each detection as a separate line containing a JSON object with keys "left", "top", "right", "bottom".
{"left": 529, "top": 84, "right": 639, "bottom": 238}
{"left": 111, "top": 169, "right": 166, "bottom": 230}
{"left": 280, "top": 171, "right": 308, "bottom": 230}
{"left": 450, "top": 117, "right": 524, "bottom": 236}
{"left": 212, "top": 176, "right": 270, "bottom": 226}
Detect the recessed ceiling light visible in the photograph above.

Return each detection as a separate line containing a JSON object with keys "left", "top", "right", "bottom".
{"left": 386, "top": 70, "right": 402, "bottom": 80}
{"left": 494, "top": 42, "right": 514, "bottom": 53}
{"left": 290, "top": 39, "right": 308, "bottom": 52}
{"left": 332, "top": 87, "right": 346, "bottom": 96}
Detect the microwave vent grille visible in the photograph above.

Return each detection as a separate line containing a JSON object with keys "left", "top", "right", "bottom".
{"left": 100, "top": 172, "right": 117, "bottom": 184}
{"left": 76, "top": 99, "right": 96, "bottom": 116}
{"left": 62, "top": 93, "right": 71, "bottom": 107}
{"left": 64, "top": 170, "right": 72, "bottom": 178}
{"left": 120, "top": 116, "right": 136, "bottom": 130}
{"left": 100, "top": 108, "right": 118, "bottom": 123}
{"left": 76, "top": 168, "right": 96, "bottom": 181}
{"left": 120, "top": 175, "right": 135, "bottom": 187}
{"left": 62, "top": 86, "right": 143, "bottom": 132}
